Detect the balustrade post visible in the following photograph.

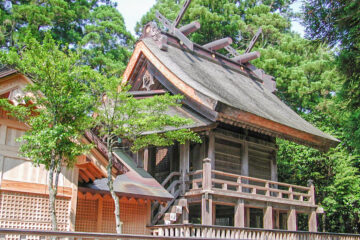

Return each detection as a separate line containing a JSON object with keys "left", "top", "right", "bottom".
{"left": 265, "top": 181, "right": 270, "bottom": 196}
{"left": 308, "top": 179, "right": 316, "bottom": 205}
{"left": 289, "top": 186, "right": 294, "bottom": 200}
{"left": 237, "top": 177, "right": 242, "bottom": 192}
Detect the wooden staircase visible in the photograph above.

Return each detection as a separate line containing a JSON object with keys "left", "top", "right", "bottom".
{"left": 151, "top": 171, "right": 189, "bottom": 225}
{"left": 163, "top": 197, "right": 188, "bottom": 224}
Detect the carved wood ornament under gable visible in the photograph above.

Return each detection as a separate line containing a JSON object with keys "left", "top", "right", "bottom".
{"left": 142, "top": 71, "right": 155, "bottom": 91}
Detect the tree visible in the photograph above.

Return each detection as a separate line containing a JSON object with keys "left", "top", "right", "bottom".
{"left": 303, "top": 0, "right": 360, "bottom": 153}
{"left": 0, "top": 0, "right": 133, "bottom": 75}
{"left": 81, "top": 5, "right": 134, "bottom": 77}
{"left": 0, "top": 34, "right": 97, "bottom": 230}
{"left": 94, "top": 77, "right": 200, "bottom": 233}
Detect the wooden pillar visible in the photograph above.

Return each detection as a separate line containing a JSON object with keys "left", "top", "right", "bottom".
{"left": 136, "top": 149, "right": 144, "bottom": 168}
{"left": 241, "top": 142, "right": 249, "bottom": 176}
{"left": 309, "top": 209, "right": 317, "bottom": 232}
{"left": 97, "top": 197, "right": 103, "bottom": 232}
{"left": 69, "top": 167, "right": 79, "bottom": 231}
{"left": 192, "top": 144, "right": 202, "bottom": 171}
{"left": 202, "top": 158, "right": 212, "bottom": 225}
{"left": 264, "top": 204, "right": 273, "bottom": 229}
{"left": 146, "top": 200, "right": 152, "bottom": 234}
{"left": 143, "top": 148, "right": 149, "bottom": 172}
{"left": 246, "top": 207, "right": 250, "bottom": 227}
{"left": 202, "top": 158, "right": 212, "bottom": 191}
{"left": 270, "top": 157, "right": 277, "bottom": 182}
{"left": 207, "top": 131, "right": 215, "bottom": 169}
{"left": 275, "top": 210, "right": 280, "bottom": 229}
{"left": 234, "top": 199, "right": 245, "bottom": 227}
{"left": 201, "top": 194, "right": 213, "bottom": 225}
{"left": 0, "top": 155, "right": 4, "bottom": 189}
{"left": 180, "top": 141, "right": 190, "bottom": 194}
{"left": 0, "top": 125, "right": 6, "bottom": 188}
{"left": 241, "top": 142, "right": 249, "bottom": 193}
{"left": 212, "top": 204, "right": 216, "bottom": 225}
{"left": 287, "top": 207, "right": 297, "bottom": 231}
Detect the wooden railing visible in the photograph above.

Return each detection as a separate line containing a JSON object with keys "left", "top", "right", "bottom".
{"left": 188, "top": 159, "right": 316, "bottom": 206}
{"left": 152, "top": 172, "right": 181, "bottom": 225}
{"left": 0, "top": 228, "right": 232, "bottom": 240}
{"left": 150, "top": 224, "right": 360, "bottom": 240}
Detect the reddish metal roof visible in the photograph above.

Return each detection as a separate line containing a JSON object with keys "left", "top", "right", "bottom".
{"left": 81, "top": 149, "right": 173, "bottom": 201}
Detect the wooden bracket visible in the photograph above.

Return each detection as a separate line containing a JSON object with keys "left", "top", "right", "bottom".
{"left": 245, "top": 27, "right": 262, "bottom": 53}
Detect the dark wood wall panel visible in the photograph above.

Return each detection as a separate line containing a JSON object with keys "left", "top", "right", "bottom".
{"left": 215, "top": 138, "right": 242, "bottom": 174}
{"left": 248, "top": 145, "right": 272, "bottom": 180}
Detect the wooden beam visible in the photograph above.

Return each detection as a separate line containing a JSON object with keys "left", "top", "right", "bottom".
{"left": 174, "top": 0, "right": 191, "bottom": 27}
{"left": 86, "top": 163, "right": 104, "bottom": 179}
{"left": 0, "top": 118, "right": 28, "bottom": 131}
{"left": 79, "top": 170, "right": 90, "bottom": 182}
{"left": 0, "top": 179, "right": 72, "bottom": 197}
{"left": 179, "top": 21, "right": 200, "bottom": 36}
{"left": 245, "top": 27, "right": 262, "bottom": 53}
{"left": 82, "top": 169, "right": 96, "bottom": 182}
{"left": 231, "top": 51, "right": 260, "bottom": 64}
{"left": 203, "top": 37, "right": 233, "bottom": 51}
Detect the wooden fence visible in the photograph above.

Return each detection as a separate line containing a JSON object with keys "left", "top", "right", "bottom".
{"left": 0, "top": 228, "right": 237, "bottom": 240}
{"left": 150, "top": 224, "right": 360, "bottom": 240}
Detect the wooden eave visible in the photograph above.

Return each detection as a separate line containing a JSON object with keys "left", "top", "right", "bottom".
{"left": 217, "top": 107, "right": 336, "bottom": 151}
{"left": 123, "top": 40, "right": 339, "bottom": 151}
{"left": 78, "top": 186, "right": 171, "bottom": 203}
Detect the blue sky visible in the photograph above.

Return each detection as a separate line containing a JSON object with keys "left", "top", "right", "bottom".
{"left": 115, "top": 0, "right": 305, "bottom": 37}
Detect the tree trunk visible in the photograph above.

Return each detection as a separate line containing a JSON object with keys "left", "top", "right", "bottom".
{"left": 48, "top": 157, "right": 58, "bottom": 230}
{"left": 48, "top": 155, "right": 62, "bottom": 231}
{"left": 107, "top": 147, "right": 122, "bottom": 233}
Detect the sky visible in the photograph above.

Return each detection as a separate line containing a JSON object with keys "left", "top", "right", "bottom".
{"left": 115, "top": 0, "right": 305, "bottom": 37}
{"left": 116, "top": 0, "right": 157, "bottom": 36}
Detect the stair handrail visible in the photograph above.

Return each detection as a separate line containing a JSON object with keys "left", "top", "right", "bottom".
{"left": 161, "top": 171, "right": 181, "bottom": 187}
